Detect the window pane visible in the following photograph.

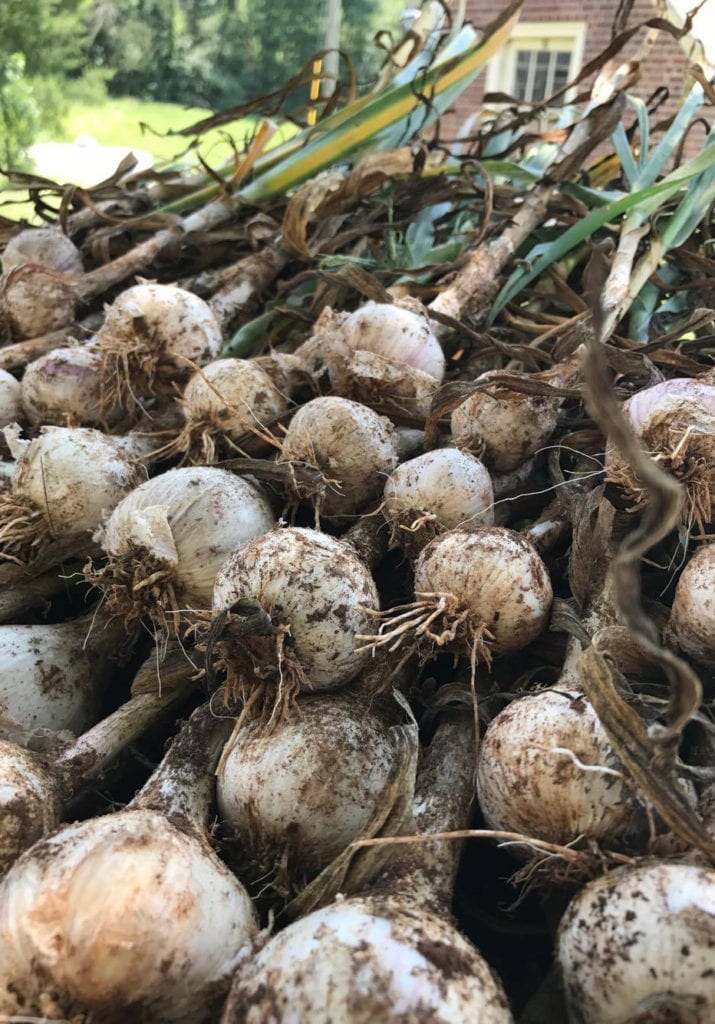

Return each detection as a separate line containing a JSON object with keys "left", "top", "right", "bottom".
{"left": 532, "top": 52, "right": 549, "bottom": 102}
{"left": 514, "top": 50, "right": 532, "bottom": 100}
{"left": 512, "top": 46, "right": 574, "bottom": 103}
{"left": 553, "top": 51, "right": 571, "bottom": 93}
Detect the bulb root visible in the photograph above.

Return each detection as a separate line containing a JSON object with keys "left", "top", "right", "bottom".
{"left": 0, "top": 493, "right": 48, "bottom": 566}
{"left": 607, "top": 424, "right": 714, "bottom": 536}
{"left": 202, "top": 609, "right": 307, "bottom": 733}
{"left": 84, "top": 551, "right": 182, "bottom": 636}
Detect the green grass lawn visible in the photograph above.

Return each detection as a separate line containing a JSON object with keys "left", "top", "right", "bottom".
{"left": 1, "top": 96, "right": 294, "bottom": 222}
{"left": 58, "top": 96, "right": 258, "bottom": 166}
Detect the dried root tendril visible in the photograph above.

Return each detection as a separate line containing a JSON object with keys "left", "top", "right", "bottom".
{"left": 96, "top": 319, "right": 186, "bottom": 416}
{"left": 84, "top": 551, "right": 182, "bottom": 636}
{"left": 607, "top": 425, "right": 714, "bottom": 537}
{"left": 0, "top": 492, "right": 48, "bottom": 566}
{"left": 356, "top": 591, "right": 494, "bottom": 666}
{"left": 199, "top": 608, "right": 307, "bottom": 733}
{"left": 351, "top": 830, "right": 636, "bottom": 895}
{"left": 385, "top": 507, "right": 443, "bottom": 556}
{"left": 275, "top": 441, "right": 344, "bottom": 527}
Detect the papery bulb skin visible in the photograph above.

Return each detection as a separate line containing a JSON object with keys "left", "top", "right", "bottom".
{"left": 93, "top": 466, "right": 275, "bottom": 627}
{"left": 213, "top": 527, "right": 379, "bottom": 692}
{"left": 607, "top": 378, "right": 715, "bottom": 529}
{"left": 0, "top": 369, "right": 22, "bottom": 431}
{"left": 667, "top": 543, "right": 715, "bottom": 664}
{"left": 320, "top": 300, "right": 445, "bottom": 417}
{"left": 13, "top": 426, "right": 142, "bottom": 536}
{"left": 451, "top": 372, "right": 560, "bottom": 472}
{"left": 0, "top": 743, "right": 60, "bottom": 877}
{"left": 414, "top": 528, "right": 553, "bottom": 655}
{"left": 217, "top": 693, "right": 398, "bottom": 882}
{"left": 0, "top": 809, "right": 258, "bottom": 1023}
{"left": 21, "top": 345, "right": 122, "bottom": 428}
{"left": 1, "top": 227, "right": 83, "bottom": 276}
{"left": 279, "top": 396, "right": 400, "bottom": 518}
{"left": 0, "top": 265, "right": 77, "bottom": 340}
{"left": 383, "top": 448, "right": 494, "bottom": 551}
{"left": 96, "top": 282, "right": 223, "bottom": 413}
{"left": 174, "top": 357, "right": 288, "bottom": 463}
{"left": 0, "top": 426, "right": 143, "bottom": 566}
{"left": 477, "top": 688, "right": 633, "bottom": 848}
{"left": 222, "top": 894, "right": 513, "bottom": 1024}
{"left": 557, "top": 861, "right": 715, "bottom": 1024}
{"left": 0, "top": 617, "right": 109, "bottom": 734}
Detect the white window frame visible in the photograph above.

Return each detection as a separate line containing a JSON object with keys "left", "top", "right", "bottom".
{"left": 485, "top": 21, "right": 587, "bottom": 106}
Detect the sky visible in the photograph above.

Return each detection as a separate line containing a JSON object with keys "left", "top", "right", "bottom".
{"left": 669, "top": 0, "right": 715, "bottom": 67}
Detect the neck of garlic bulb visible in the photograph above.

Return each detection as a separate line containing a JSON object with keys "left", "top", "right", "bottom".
{"left": 131, "top": 699, "right": 234, "bottom": 829}
{"left": 0, "top": 686, "right": 190, "bottom": 875}
{"left": 375, "top": 708, "right": 476, "bottom": 912}
{"left": 58, "top": 684, "right": 192, "bottom": 794}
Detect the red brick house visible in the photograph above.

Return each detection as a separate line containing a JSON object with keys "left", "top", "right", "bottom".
{"left": 448, "top": 0, "right": 707, "bottom": 154}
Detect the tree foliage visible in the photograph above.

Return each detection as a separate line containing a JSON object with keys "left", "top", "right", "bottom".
{"left": 0, "top": 0, "right": 90, "bottom": 167}
{"left": 88, "top": 0, "right": 388, "bottom": 110}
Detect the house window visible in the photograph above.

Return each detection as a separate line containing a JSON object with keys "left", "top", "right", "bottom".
{"left": 485, "top": 22, "right": 586, "bottom": 106}
{"left": 514, "top": 48, "right": 573, "bottom": 103}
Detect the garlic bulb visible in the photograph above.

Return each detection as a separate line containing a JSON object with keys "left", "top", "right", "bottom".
{"left": 1, "top": 226, "right": 83, "bottom": 275}
{"left": 212, "top": 527, "right": 379, "bottom": 708}
{"left": 91, "top": 466, "right": 275, "bottom": 630}
{"left": 279, "top": 396, "right": 400, "bottom": 518}
{"left": 477, "top": 688, "right": 633, "bottom": 848}
{"left": 168, "top": 357, "right": 288, "bottom": 463}
{"left": 0, "top": 687, "right": 186, "bottom": 876}
{"left": 96, "top": 281, "right": 223, "bottom": 413}
{"left": 0, "top": 702, "right": 258, "bottom": 1023}
{"left": 364, "top": 527, "right": 552, "bottom": 664}
{"left": 223, "top": 711, "right": 513, "bottom": 1024}
{"left": 0, "top": 426, "right": 143, "bottom": 567}
{"left": 21, "top": 344, "right": 122, "bottom": 427}
{"left": 223, "top": 893, "right": 513, "bottom": 1024}
{"left": 383, "top": 448, "right": 494, "bottom": 550}
{"left": 316, "top": 300, "right": 445, "bottom": 417}
{"left": 558, "top": 861, "right": 715, "bottom": 1023}
{"left": 451, "top": 372, "right": 561, "bottom": 472}
{"left": 217, "top": 691, "right": 401, "bottom": 884}
{"left": 0, "top": 614, "right": 127, "bottom": 734}
{"left": 0, "top": 265, "right": 77, "bottom": 340}
{"left": 667, "top": 542, "right": 715, "bottom": 664}
{"left": 607, "top": 377, "right": 715, "bottom": 530}
{"left": 0, "top": 368, "right": 22, "bottom": 431}
{"left": 0, "top": 742, "right": 62, "bottom": 878}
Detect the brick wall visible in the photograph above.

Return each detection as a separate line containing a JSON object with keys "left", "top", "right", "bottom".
{"left": 441, "top": 0, "right": 706, "bottom": 157}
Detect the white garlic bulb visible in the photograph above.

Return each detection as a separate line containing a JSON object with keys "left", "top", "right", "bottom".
{"left": 217, "top": 692, "right": 399, "bottom": 881}
{"left": 279, "top": 396, "right": 400, "bottom": 518}
{"left": 558, "top": 861, "right": 715, "bottom": 1023}
{"left": 383, "top": 447, "right": 494, "bottom": 549}
{"left": 213, "top": 527, "right": 379, "bottom": 692}
{"left": 477, "top": 688, "right": 633, "bottom": 848}
{"left": 223, "top": 893, "right": 513, "bottom": 1024}
{"left": 319, "top": 300, "right": 445, "bottom": 417}
{"left": 667, "top": 542, "right": 715, "bottom": 664}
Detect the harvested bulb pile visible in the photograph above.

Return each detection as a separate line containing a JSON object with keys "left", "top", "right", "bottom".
{"left": 2, "top": 48, "right": 715, "bottom": 1022}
